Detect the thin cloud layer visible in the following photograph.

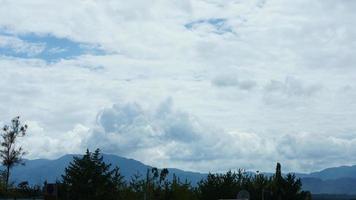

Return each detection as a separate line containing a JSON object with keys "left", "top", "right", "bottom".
{"left": 0, "top": 35, "right": 45, "bottom": 57}
{"left": 0, "top": 0, "right": 356, "bottom": 173}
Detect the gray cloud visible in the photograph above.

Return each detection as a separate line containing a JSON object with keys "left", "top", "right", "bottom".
{"left": 264, "top": 77, "right": 322, "bottom": 97}
{"left": 212, "top": 74, "right": 257, "bottom": 91}
{"left": 262, "top": 77, "right": 323, "bottom": 107}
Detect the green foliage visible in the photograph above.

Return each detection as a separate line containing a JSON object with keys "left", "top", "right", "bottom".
{"left": 0, "top": 116, "right": 28, "bottom": 190}
{"left": 57, "top": 149, "right": 310, "bottom": 200}
{"left": 0, "top": 181, "right": 41, "bottom": 199}
{"left": 169, "top": 175, "right": 197, "bottom": 200}
{"left": 119, "top": 167, "right": 198, "bottom": 200}
{"left": 112, "top": 167, "right": 198, "bottom": 200}
{"left": 197, "top": 163, "right": 311, "bottom": 200}
{"left": 60, "top": 148, "right": 125, "bottom": 200}
{"left": 14, "top": 181, "right": 42, "bottom": 198}
{"left": 197, "top": 169, "right": 245, "bottom": 200}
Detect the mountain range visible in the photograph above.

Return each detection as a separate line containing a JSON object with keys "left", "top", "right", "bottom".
{"left": 8, "top": 154, "right": 356, "bottom": 194}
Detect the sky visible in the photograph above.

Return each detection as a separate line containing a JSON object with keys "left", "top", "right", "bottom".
{"left": 0, "top": 0, "right": 356, "bottom": 173}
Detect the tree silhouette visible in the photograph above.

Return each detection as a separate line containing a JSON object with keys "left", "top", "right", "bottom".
{"left": 61, "top": 148, "right": 124, "bottom": 200}
{"left": 142, "top": 167, "right": 170, "bottom": 200}
{"left": 272, "top": 162, "right": 284, "bottom": 200}
{"left": 196, "top": 163, "right": 310, "bottom": 200}
{"left": 55, "top": 149, "right": 312, "bottom": 200}
{"left": 0, "top": 116, "right": 27, "bottom": 190}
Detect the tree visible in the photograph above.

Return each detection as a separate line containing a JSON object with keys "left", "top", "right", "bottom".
{"left": 272, "top": 162, "right": 285, "bottom": 200}
{"left": 61, "top": 148, "right": 124, "bottom": 200}
{"left": 142, "top": 167, "right": 170, "bottom": 200}
{"left": 196, "top": 163, "right": 311, "bottom": 200}
{"left": 0, "top": 116, "right": 27, "bottom": 190}
{"left": 197, "top": 170, "right": 242, "bottom": 200}
{"left": 270, "top": 163, "right": 309, "bottom": 200}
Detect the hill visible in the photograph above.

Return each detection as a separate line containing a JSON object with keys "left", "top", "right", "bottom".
{"left": 10, "top": 154, "right": 206, "bottom": 186}
{"left": 8, "top": 154, "right": 356, "bottom": 194}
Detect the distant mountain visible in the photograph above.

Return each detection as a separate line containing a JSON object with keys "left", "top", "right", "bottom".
{"left": 7, "top": 154, "right": 356, "bottom": 194}
{"left": 301, "top": 177, "right": 356, "bottom": 195}
{"left": 9, "top": 154, "right": 206, "bottom": 186}
{"left": 297, "top": 165, "right": 356, "bottom": 194}
{"left": 307, "top": 165, "right": 356, "bottom": 180}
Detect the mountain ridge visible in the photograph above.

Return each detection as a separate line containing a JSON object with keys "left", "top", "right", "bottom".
{"left": 8, "top": 154, "right": 356, "bottom": 194}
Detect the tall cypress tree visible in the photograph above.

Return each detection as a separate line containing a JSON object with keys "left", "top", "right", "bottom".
{"left": 273, "top": 162, "right": 284, "bottom": 200}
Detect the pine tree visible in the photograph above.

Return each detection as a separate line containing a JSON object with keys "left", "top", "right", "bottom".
{"left": 61, "top": 149, "right": 124, "bottom": 200}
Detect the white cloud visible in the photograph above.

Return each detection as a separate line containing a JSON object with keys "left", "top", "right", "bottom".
{"left": 87, "top": 99, "right": 267, "bottom": 171}
{"left": 17, "top": 121, "right": 90, "bottom": 159}
{"left": 83, "top": 99, "right": 356, "bottom": 173}
{"left": 0, "top": 0, "right": 356, "bottom": 173}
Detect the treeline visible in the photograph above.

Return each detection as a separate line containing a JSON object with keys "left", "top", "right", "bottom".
{"left": 0, "top": 181, "right": 42, "bottom": 199}
{"left": 55, "top": 149, "right": 311, "bottom": 200}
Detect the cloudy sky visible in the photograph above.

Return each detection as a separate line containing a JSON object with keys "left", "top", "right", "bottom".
{"left": 0, "top": 0, "right": 356, "bottom": 173}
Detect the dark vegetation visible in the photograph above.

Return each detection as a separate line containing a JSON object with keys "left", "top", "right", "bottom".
{"left": 56, "top": 149, "right": 311, "bottom": 200}
{"left": 0, "top": 117, "right": 312, "bottom": 199}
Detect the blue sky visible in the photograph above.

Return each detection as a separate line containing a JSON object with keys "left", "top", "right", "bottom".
{"left": 0, "top": 30, "right": 105, "bottom": 62}
{"left": 0, "top": 0, "right": 356, "bottom": 173}
{"left": 184, "top": 18, "right": 234, "bottom": 35}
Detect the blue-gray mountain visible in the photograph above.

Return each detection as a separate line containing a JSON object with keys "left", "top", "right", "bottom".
{"left": 9, "top": 154, "right": 206, "bottom": 186}
{"left": 8, "top": 154, "right": 356, "bottom": 194}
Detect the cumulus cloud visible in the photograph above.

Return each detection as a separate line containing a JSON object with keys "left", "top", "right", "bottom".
{"left": 76, "top": 99, "right": 356, "bottom": 173}
{"left": 17, "top": 121, "right": 90, "bottom": 159}
{"left": 90, "top": 99, "right": 204, "bottom": 159}
{"left": 88, "top": 99, "right": 253, "bottom": 168}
